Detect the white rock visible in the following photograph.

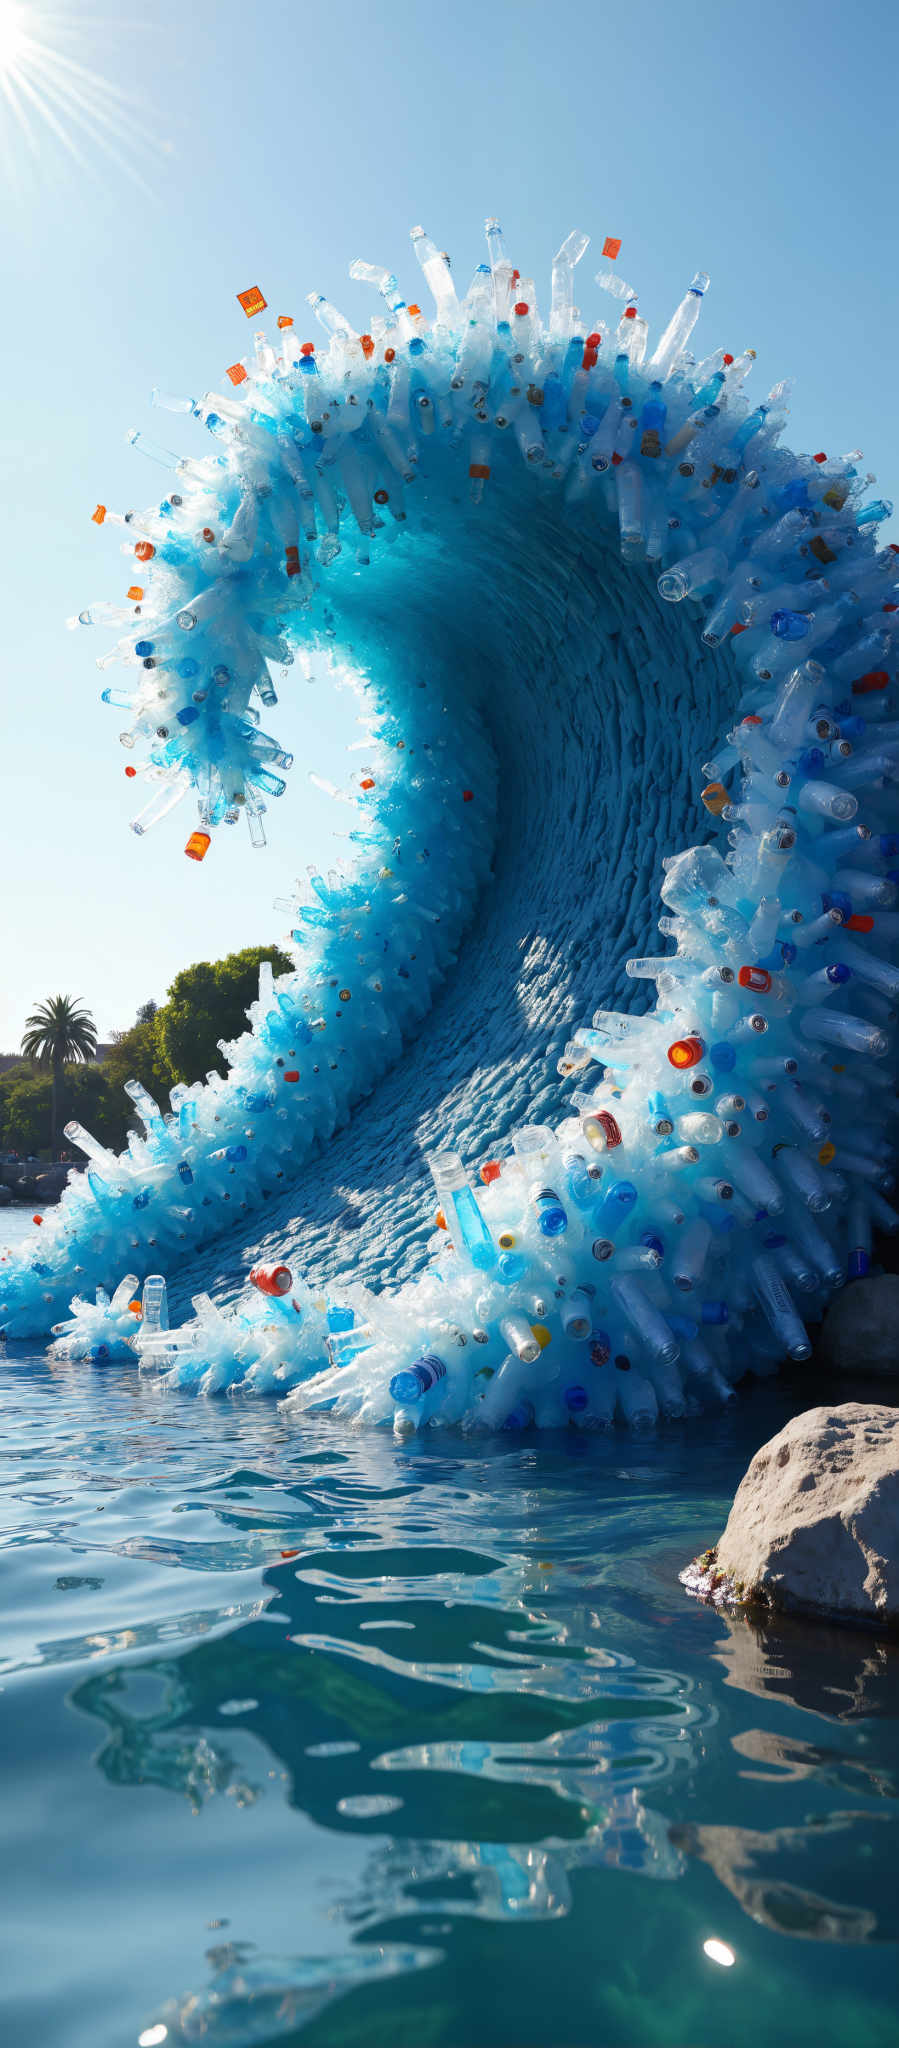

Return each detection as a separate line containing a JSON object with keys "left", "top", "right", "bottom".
{"left": 818, "top": 1275, "right": 899, "bottom": 1376}
{"left": 712, "top": 1404, "right": 899, "bottom": 1625}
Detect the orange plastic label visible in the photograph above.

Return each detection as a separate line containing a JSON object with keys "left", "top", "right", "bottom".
{"left": 818, "top": 1141, "right": 836, "bottom": 1165}
{"left": 359, "top": 334, "right": 374, "bottom": 357}
{"left": 226, "top": 362, "right": 248, "bottom": 386}
{"left": 602, "top": 236, "right": 622, "bottom": 259}
{"left": 407, "top": 303, "right": 422, "bottom": 318}
{"left": 469, "top": 464, "right": 490, "bottom": 480}
{"left": 134, "top": 541, "right": 155, "bottom": 562}
{"left": 127, "top": 585, "right": 144, "bottom": 601}
{"left": 184, "top": 830, "right": 211, "bottom": 862}
{"left": 845, "top": 913, "right": 874, "bottom": 932}
{"left": 237, "top": 286, "right": 267, "bottom": 317}
{"left": 91, "top": 504, "right": 106, "bottom": 524}
{"left": 277, "top": 315, "right": 294, "bottom": 329}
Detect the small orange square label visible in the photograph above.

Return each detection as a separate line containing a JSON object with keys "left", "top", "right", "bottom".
{"left": 91, "top": 504, "right": 106, "bottom": 524}
{"left": 602, "top": 235, "right": 622, "bottom": 260}
{"left": 127, "top": 585, "right": 144, "bottom": 601}
{"left": 237, "top": 286, "right": 267, "bottom": 317}
{"left": 226, "top": 362, "right": 248, "bottom": 385}
{"left": 277, "top": 314, "right": 293, "bottom": 329}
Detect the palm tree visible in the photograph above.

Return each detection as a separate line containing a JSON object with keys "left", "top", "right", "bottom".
{"left": 21, "top": 995, "right": 98, "bottom": 1156}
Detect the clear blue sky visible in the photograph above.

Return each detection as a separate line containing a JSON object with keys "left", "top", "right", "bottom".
{"left": 1, "top": 0, "right": 896, "bottom": 1050}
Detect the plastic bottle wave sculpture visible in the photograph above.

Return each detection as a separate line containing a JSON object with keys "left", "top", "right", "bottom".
{"left": 5, "top": 219, "right": 898, "bottom": 1433}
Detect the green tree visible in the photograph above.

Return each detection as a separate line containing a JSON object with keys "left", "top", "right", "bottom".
{"left": 102, "top": 1017, "right": 173, "bottom": 1110}
{"left": 20, "top": 995, "right": 98, "bottom": 1154}
{"left": 0, "top": 1066, "right": 52, "bottom": 1156}
{"left": 156, "top": 945, "right": 291, "bottom": 1085}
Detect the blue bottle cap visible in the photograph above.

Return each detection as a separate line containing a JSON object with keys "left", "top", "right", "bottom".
{"left": 823, "top": 891, "right": 852, "bottom": 920}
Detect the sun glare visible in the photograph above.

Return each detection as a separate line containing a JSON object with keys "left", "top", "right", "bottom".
{"left": 0, "top": 1, "right": 28, "bottom": 77}
{"left": 0, "top": 0, "right": 159, "bottom": 191}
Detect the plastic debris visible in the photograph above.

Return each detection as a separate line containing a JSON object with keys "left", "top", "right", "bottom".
{"left": 2, "top": 216, "right": 893, "bottom": 1435}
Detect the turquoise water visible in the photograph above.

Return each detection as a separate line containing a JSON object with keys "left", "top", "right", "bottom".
{"left": 1, "top": 1213, "right": 898, "bottom": 2045}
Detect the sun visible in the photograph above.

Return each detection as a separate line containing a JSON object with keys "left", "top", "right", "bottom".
{"left": 0, "top": 0, "right": 159, "bottom": 191}
{"left": 0, "top": 0, "right": 29, "bottom": 78}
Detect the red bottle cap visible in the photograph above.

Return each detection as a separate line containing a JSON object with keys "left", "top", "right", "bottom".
{"left": 667, "top": 1036, "right": 705, "bottom": 1069}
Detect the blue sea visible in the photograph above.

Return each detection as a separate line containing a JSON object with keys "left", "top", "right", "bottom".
{"left": 1, "top": 1209, "right": 897, "bottom": 2047}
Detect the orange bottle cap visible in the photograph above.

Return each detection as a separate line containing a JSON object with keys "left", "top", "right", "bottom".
{"left": 701, "top": 782, "right": 728, "bottom": 815}
{"left": 667, "top": 1036, "right": 705, "bottom": 1069}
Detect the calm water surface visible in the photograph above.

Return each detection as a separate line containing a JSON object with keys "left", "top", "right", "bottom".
{"left": 1, "top": 1212, "right": 898, "bottom": 2047}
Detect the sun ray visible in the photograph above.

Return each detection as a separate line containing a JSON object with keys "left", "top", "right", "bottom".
{"left": 22, "top": 60, "right": 155, "bottom": 192}
{"left": 0, "top": 0, "right": 165, "bottom": 193}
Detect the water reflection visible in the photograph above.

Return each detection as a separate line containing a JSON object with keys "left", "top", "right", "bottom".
{"left": 3, "top": 1360, "right": 898, "bottom": 2048}
{"left": 71, "top": 1519, "right": 696, "bottom": 2040}
{"left": 672, "top": 1812, "right": 895, "bottom": 1943}
{"left": 715, "top": 1610, "right": 899, "bottom": 1722}
{"left": 72, "top": 1541, "right": 697, "bottom": 1848}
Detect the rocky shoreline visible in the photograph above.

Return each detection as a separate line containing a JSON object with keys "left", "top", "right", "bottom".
{"left": 0, "top": 1162, "right": 80, "bottom": 1208}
